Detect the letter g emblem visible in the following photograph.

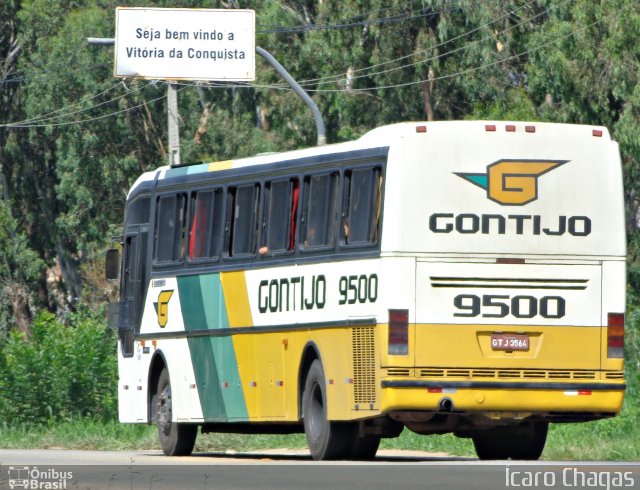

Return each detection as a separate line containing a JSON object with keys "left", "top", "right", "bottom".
{"left": 155, "top": 290, "right": 174, "bottom": 328}
{"left": 456, "top": 159, "right": 568, "bottom": 206}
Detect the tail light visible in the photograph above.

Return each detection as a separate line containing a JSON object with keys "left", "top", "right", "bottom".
{"left": 388, "top": 309, "right": 409, "bottom": 355}
{"left": 607, "top": 313, "right": 625, "bottom": 358}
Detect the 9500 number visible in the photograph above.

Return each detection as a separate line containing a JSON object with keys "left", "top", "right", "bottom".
{"left": 339, "top": 274, "right": 378, "bottom": 305}
{"left": 454, "top": 294, "right": 565, "bottom": 319}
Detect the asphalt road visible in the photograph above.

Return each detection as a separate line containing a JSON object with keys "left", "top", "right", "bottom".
{"left": 1, "top": 450, "right": 639, "bottom": 490}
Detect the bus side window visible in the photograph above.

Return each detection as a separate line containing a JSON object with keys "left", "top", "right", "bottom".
{"left": 188, "top": 191, "right": 212, "bottom": 260}
{"left": 289, "top": 179, "right": 299, "bottom": 250}
{"left": 210, "top": 189, "right": 225, "bottom": 259}
{"left": 342, "top": 167, "right": 382, "bottom": 246}
{"left": 154, "top": 194, "right": 187, "bottom": 263}
{"left": 262, "top": 178, "right": 298, "bottom": 255}
{"left": 302, "top": 172, "right": 339, "bottom": 249}
{"left": 228, "top": 184, "right": 260, "bottom": 257}
{"left": 188, "top": 189, "right": 224, "bottom": 261}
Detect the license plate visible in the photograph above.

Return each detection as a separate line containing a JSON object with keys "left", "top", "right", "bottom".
{"left": 491, "top": 333, "right": 530, "bottom": 351}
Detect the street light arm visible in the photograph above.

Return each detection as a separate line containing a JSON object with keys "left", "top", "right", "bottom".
{"left": 256, "top": 46, "right": 326, "bottom": 146}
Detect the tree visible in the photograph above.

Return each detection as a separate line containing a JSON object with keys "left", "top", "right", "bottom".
{"left": 0, "top": 195, "right": 44, "bottom": 336}
{"left": 1, "top": 0, "right": 640, "bottom": 324}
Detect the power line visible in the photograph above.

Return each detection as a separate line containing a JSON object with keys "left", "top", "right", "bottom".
{"left": 2, "top": 1, "right": 461, "bottom": 87}
{"left": 0, "top": 2, "right": 606, "bottom": 128}
{"left": 9, "top": 82, "right": 126, "bottom": 126}
{"left": 305, "top": 18, "right": 603, "bottom": 93}
{"left": 0, "top": 62, "right": 111, "bottom": 87}
{"left": 183, "top": 14, "right": 600, "bottom": 96}
{"left": 267, "top": 0, "right": 547, "bottom": 90}
{"left": 256, "top": 0, "right": 459, "bottom": 34}
{"left": 259, "top": 6, "right": 445, "bottom": 34}
{"left": 1, "top": 82, "right": 179, "bottom": 128}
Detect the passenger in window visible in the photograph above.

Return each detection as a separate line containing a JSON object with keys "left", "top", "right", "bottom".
{"left": 304, "top": 226, "right": 317, "bottom": 247}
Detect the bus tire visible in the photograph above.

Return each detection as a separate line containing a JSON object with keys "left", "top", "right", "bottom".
{"left": 472, "top": 422, "right": 548, "bottom": 460}
{"left": 349, "top": 434, "right": 381, "bottom": 460}
{"left": 507, "top": 422, "right": 548, "bottom": 460}
{"left": 156, "top": 368, "right": 197, "bottom": 456}
{"left": 302, "top": 360, "right": 352, "bottom": 460}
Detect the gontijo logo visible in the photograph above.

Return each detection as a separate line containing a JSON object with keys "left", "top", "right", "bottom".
{"left": 154, "top": 290, "right": 174, "bottom": 328}
{"left": 456, "top": 159, "right": 568, "bottom": 205}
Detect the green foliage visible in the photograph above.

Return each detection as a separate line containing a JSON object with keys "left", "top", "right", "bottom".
{"left": 0, "top": 307, "right": 118, "bottom": 425}
{"left": 624, "top": 304, "right": 640, "bottom": 397}
{"left": 0, "top": 0, "right": 638, "bottom": 315}
{"left": 0, "top": 195, "right": 45, "bottom": 336}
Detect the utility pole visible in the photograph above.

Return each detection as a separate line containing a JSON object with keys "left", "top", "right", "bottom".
{"left": 88, "top": 38, "right": 180, "bottom": 166}
{"left": 167, "top": 84, "right": 180, "bottom": 166}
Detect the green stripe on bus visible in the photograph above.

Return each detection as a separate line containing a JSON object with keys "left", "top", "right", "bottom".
{"left": 166, "top": 163, "right": 209, "bottom": 179}
{"left": 178, "top": 274, "right": 249, "bottom": 421}
{"left": 165, "top": 166, "right": 189, "bottom": 179}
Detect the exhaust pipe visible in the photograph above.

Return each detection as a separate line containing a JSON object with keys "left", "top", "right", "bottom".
{"left": 439, "top": 397, "right": 453, "bottom": 412}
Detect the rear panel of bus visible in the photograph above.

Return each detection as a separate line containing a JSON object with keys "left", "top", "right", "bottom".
{"left": 376, "top": 121, "right": 626, "bottom": 420}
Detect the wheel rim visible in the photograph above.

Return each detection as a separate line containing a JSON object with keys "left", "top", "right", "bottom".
{"left": 157, "top": 383, "right": 172, "bottom": 439}
{"left": 307, "top": 380, "right": 325, "bottom": 442}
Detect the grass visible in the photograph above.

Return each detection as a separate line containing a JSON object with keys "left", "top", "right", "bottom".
{"left": 1, "top": 397, "right": 637, "bottom": 460}
{"left": 544, "top": 401, "right": 640, "bottom": 461}
{"left": 0, "top": 419, "right": 158, "bottom": 451}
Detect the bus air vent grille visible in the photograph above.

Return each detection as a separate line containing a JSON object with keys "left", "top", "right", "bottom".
{"left": 472, "top": 370, "right": 496, "bottom": 378}
{"left": 418, "top": 368, "right": 597, "bottom": 380}
{"left": 387, "top": 368, "right": 411, "bottom": 377}
{"left": 448, "top": 369, "right": 471, "bottom": 377}
{"left": 352, "top": 326, "right": 376, "bottom": 405}
{"left": 605, "top": 371, "right": 624, "bottom": 380}
{"left": 420, "top": 369, "right": 445, "bottom": 377}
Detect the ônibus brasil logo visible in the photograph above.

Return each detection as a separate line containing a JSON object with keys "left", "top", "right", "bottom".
{"left": 455, "top": 159, "right": 568, "bottom": 205}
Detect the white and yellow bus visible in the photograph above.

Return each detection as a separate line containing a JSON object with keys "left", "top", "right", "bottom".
{"left": 108, "top": 120, "right": 626, "bottom": 460}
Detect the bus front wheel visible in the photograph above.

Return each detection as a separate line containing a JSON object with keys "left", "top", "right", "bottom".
{"left": 472, "top": 422, "right": 548, "bottom": 460}
{"left": 302, "top": 360, "right": 354, "bottom": 460}
{"left": 156, "top": 368, "right": 197, "bottom": 456}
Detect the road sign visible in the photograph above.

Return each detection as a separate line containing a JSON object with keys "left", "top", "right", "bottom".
{"left": 114, "top": 8, "right": 255, "bottom": 81}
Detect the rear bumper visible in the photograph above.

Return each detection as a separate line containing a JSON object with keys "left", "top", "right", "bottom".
{"left": 381, "top": 379, "right": 625, "bottom": 415}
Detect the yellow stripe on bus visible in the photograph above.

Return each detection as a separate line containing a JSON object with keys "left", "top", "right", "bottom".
{"left": 220, "top": 271, "right": 253, "bottom": 328}
{"left": 220, "top": 271, "right": 260, "bottom": 418}
{"left": 208, "top": 160, "right": 233, "bottom": 172}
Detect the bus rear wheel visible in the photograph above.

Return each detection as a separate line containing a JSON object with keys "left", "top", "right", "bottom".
{"left": 349, "top": 433, "right": 381, "bottom": 460}
{"left": 472, "top": 422, "right": 548, "bottom": 460}
{"left": 302, "top": 360, "right": 355, "bottom": 460}
{"left": 156, "top": 368, "right": 198, "bottom": 456}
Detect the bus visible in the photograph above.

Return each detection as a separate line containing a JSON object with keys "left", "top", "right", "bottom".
{"left": 107, "top": 120, "right": 626, "bottom": 460}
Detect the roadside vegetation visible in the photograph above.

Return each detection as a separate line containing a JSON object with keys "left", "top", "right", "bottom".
{"left": 0, "top": 304, "right": 638, "bottom": 460}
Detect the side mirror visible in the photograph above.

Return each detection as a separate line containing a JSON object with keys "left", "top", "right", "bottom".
{"left": 105, "top": 248, "right": 120, "bottom": 280}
